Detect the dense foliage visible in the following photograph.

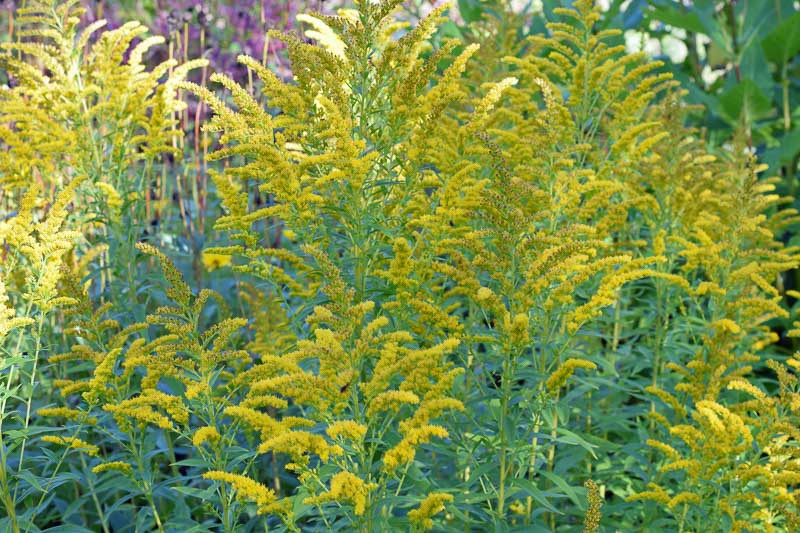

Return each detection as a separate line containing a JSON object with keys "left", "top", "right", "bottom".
{"left": 2, "top": 0, "right": 800, "bottom": 531}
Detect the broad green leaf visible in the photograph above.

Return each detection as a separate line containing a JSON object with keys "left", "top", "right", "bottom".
{"left": 692, "top": 0, "right": 734, "bottom": 57}
{"left": 511, "top": 479, "right": 561, "bottom": 513}
{"left": 457, "top": 0, "right": 483, "bottom": 24}
{"left": 719, "top": 79, "right": 773, "bottom": 123}
{"left": 740, "top": 41, "right": 774, "bottom": 95}
{"left": 762, "top": 11, "right": 800, "bottom": 65}
{"left": 555, "top": 427, "right": 598, "bottom": 459}
{"left": 763, "top": 127, "right": 800, "bottom": 168}
{"left": 539, "top": 470, "right": 583, "bottom": 508}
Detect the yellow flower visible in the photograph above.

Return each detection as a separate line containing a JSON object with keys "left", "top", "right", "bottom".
{"left": 583, "top": 480, "right": 603, "bottom": 533}
{"left": 36, "top": 407, "right": 96, "bottom": 424}
{"left": 258, "top": 430, "right": 338, "bottom": 463}
{"left": 408, "top": 492, "right": 453, "bottom": 530}
{"left": 202, "top": 251, "right": 232, "bottom": 272}
{"left": 476, "top": 287, "right": 494, "bottom": 302}
{"left": 711, "top": 318, "right": 741, "bottom": 335}
{"left": 383, "top": 425, "right": 449, "bottom": 472}
{"left": 509, "top": 313, "right": 529, "bottom": 344}
{"left": 41, "top": 435, "right": 99, "bottom": 456}
{"left": 203, "top": 471, "right": 282, "bottom": 515}
{"left": 193, "top": 426, "right": 222, "bottom": 447}
{"left": 304, "top": 471, "right": 376, "bottom": 516}
{"left": 296, "top": 14, "right": 348, "bottom": 62}
{"left": 545, "top": 359, "right": 597, "bottom": 392}
{"left": 96, "top": 182, "right": 123, "bottom": 210}
{"left": 667, "top": 491, "right": 701, "bottom": 510}
{"left": 367, "top": 390, "right": 420, "bottom": 417}
{"left": 326, "top": 420, "right": 367, "bottom": 442}
{"left": 92, "top": 461, "right": 133, "bottom": 475}
{"left": 508, "top": 500, "right": 527, "bottom": 516}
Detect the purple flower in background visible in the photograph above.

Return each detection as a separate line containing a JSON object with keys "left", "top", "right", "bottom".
{"left": 149, "top": 1, "right": 309, "bottom": 82}
{"left": 73, "top": 0, "right": 324, "bottom": 83}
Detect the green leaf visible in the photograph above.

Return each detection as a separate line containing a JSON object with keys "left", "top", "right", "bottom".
{"left": 510, "top": 479, "right": 561, "bottom": 514}
{"left": 171, "top": 485, "right": 217, "bottom": 500}
{"left": 539, "top": 470, "right": 583, "bottom": 509}
{"left": 763, "top": 127, "right": 800, "bottom": 168}
{"left": 43, "top": 526, "right": 96, "bottom": 533}
{"left": 555, "top": 427, "right": 598, "bottom": 459}
{"left": 719, "top": 79, "right": 773, "bottom": 123}
{"left": 457, "top": 0, "right": 483, "bottom": 24}
{"left": 646, "top": 5, "right": 704, "bottom": 34}
{"left": 762, "top": 11, "right": 800, "bottom": 65}
{"left": 692, "top": 0, "right": 734, "bottom": 57}
{"left": 17, "top": 470, "right": 45, "bottom": 493}
{"left": 740, "top": 41, "right": 774, "bottom": 95}
{"left": 438, "top": 20, "right": 463, "bottom": 40}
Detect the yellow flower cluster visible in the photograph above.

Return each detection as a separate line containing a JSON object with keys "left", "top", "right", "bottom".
{"left": 545, "top": 359, "right": 598, "bottom": 393}
{"left": 326, "top": 420, "right": 368, "bottom": 442}
{"left": 203, "top": 471, "right": 283, "bottom": 515}
{"left": 625, "top": 84, "right": 800, "bottom": 532}
{"left": 91, "top": 461, "right": 133, "bottom": 475}
{"left": 304, "top": 471, "right": 377, "bottom": 516}
{"left": 583, "top": 480, "right": 603, "bottom": 533}
{"left": 192, "top": 426, "right": 222, "bottom": 447}
{"left": 408, "top": 492, "right": 453, "bottom": 530}
{"left": 41, "top": 435, "right": 99, "bottom": 456}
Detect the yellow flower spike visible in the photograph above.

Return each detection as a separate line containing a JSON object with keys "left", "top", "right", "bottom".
{"left": 96, "top": 182, "right": 123, "bottom": 211}
{"left": 408, "top": 492, "right": 453, "bottom": 530}
{"left": 382, "top": 425, "right": 449, "bottom": 472}
{"left": 36, "top": 407, "right": 97, "bottom": 424}
{"left": 583, "top": 480, "right": 603, "bottom": 533}
{"left": 92, "top": 461, "right": 133, "bottom": 475}
{"left": 726, "top": 379, "right": 766, "bottom": 400}
{"left": 667, "top": 492, "right": 701, "bottom": 510}
{"left": 626, "top": 483, "right": 670, "bottom": 505}
{"left": 660, "top": 459, "right": 701, "bottom": 476}
{"left": 223, "top": 406, "right": 283, "bottom": 439}
{"left": 509, "top": 313, "right": 529, "bottom": 345}
{"left": 258, "top": 430, "right": 335, "bottom": 463}
{"left": 304, "top": 471, "right": 376, "bottom": 516}
{"left": 201, "top": 251, "right": 232, "bottom": 272}
{"left": 41, "top": 435, "right": 99, "bottom": 456}
{"left": 545, "top": 358, "right": 597, "bottom": 392}
{"left": 326, "top": 420, "right": 367, "bottom": 442}
{"left": 645, "top": 439, "right": 680, "bottom": 460}
{"left": 476, "top": 287, "right": 494, "bottom": 303}
{"left": 367, "top": 390, "right": 420, "bottom": 417}
{"left": 193, "top": 426, "right": 222, "bottom": 447}
{"left": 711, "top": 318, "right": 741, "bottom": 335}
{"left": 203, "top": 471, "right": 283, "bottom": 516}
{"left": 297, "top": 14, "right": 348, "bottom": 62}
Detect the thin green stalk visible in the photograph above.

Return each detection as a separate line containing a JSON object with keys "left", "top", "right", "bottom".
{"left": 496, "top": 352, "right": 513, "bottom": 517}
{"left": 12, "top": 310, "right": 46, "bottom": 505}
{"left": 79, "top": 454, "right": 111, "bottom": 533}
{"left": 128, "top": 431, "right": 165, "bottom": 533}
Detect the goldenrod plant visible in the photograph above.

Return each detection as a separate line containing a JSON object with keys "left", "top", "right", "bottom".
{"left": 0, "top": 180, "right": 83, "bottom": 532}
{"left": 0, "top": 0, "right": 205, "bottom": 316}
{"left": 2, "top": 0, "right": 800, "bottom": 531}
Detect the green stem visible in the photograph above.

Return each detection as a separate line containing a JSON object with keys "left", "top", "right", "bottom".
{"left": 497, "top": 353, "right": 512, "bottom": 517}
{"left": 129, "top": 431, "right": 165, "bottom": 533}
{"left": 12, "top": 310, "right": 46, "bottom": 505}
{"left": 79, "top": 454, "right": 111, "bottom": 533}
